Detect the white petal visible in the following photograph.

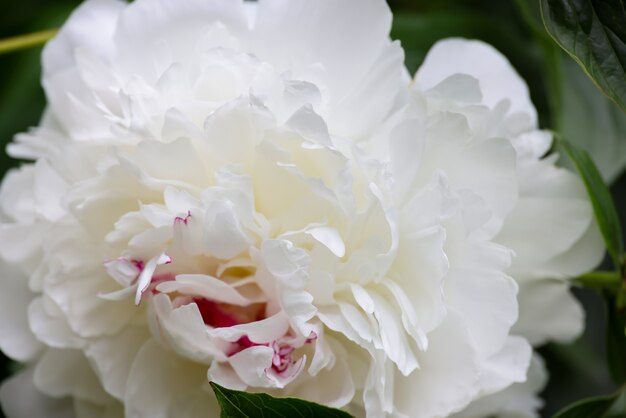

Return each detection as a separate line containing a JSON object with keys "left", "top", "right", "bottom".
{"left": 28, "top": 297, "right": 82, "bottom": 349}
{"left": 419, "top": 135, "right": 519, "bottom": 237}
{"left": 306, "top": 226, "right": 345, "bottom": 258}
{"left": 152, "top": 294, "right": 221, "bottom": 363}
{"left": 0, "top": 224, "right": 42, "bottom": 263}
{"left": 135, "top": 252, "right": 171, "bottom": 305}
{"left": 47, "top": 268, "right": 137, "bottom": 338}
{"left": 288, "top": 337, "right": 354, "bottom": 408}
{"left": 203, "top": 200, "right": 251, "bottom": 260}
{"left": 208, "top": 311, "right": 290, "bottom": 344}
{"left": 394, "top": 311, "right": 481, "bottom": 418}
{"left": 513, "top": 280, "right": 584, "bottom": 345}
{"left": 0, "top": 367, "right": 75, "bottom": 418}
{"left": 207, "top": 361, "right": 247, "bottom": 391}
{"left": 157, "top": 274, "right": 256, "bottom": 305}
{"left": 34, "top": 348, "right": 112, "bottom": 405}
{"left": 253, "top": 0, "right": 403, "bottom": 137}
{"left": 0, "top": 264, "right": 42, "bottom": 361}
{"left": 318, "top": 305, "right": 370, "bottom": 348}
{"left": 85, "top": 326, "right": 150, "bottom": 399}
{"left": 226, "top": 345, "right": 275, "bottom": 387}
{"left": 103, "top": 258, "right": 140, "bottom": 287}
{"left": 496, "top": 197, "right": 593, "bottom": 274}
{"left": 427, "top": 74, "right": 482, "bottom": 104}
{"left": 74, "top": 399, "right": 124, "bottom": 418}
{"left": 390, "top": 223, "right": 448, "bottom": 336}
{"left": 28, "top": 160, "right": 69, "bottom": 222}
{"left": 538, "top": 220, "right": 604, "bottom": 280}
{"left": 125, "top": 340, "right": 219, "bottom": 418}
{"left": 43, "top": 0, "right": 124, "bottom": 76}
{"left": 388, "top": 118, "right": 424, "bottom": 200}
{"left": 0, "top": 166, "right": 37, "bottom": 223}
{"left": 445, "top": 248, "right": 519, "bottom": 358}
{"left": 498, "top": 157, "right": 604, "bottom": 280}
{"left": 452, "top": 354, "right": 548, "bottom": 418}
{"left": 472, "top": 336, "right": 532, "bottom": 398}
{"left": 114, "top": 0, "right": 249, "bottom": 83}
{"left": 134, "top": 139, "right": 206, "bottom": 186}
{"left": 261, "top": 239, "right": 310, "bottom": 288}
{"left": 415, "top": 38, "right": 537, "bottom": 126}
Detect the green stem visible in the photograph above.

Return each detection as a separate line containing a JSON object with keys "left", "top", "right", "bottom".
{"left": 574, "top": 271, "right": 622, "bottom": 292}
{"left": 0, "top": 29, "right": 58, "bottom": 55}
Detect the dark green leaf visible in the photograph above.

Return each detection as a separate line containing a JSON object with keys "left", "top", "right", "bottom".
{"left": 606, "top": 298, "right": 626, "bottom": 384}
{"left": 551, "top": 390, "right": 622, "bottom": 418}
{"left": 559, "top": 58, "right": 626, "bottom": 183}
{"left": 540, "top": 0, "right": 626, "bottom": 114}
{"left": 209, "top": 382, "right": 354, "bottom": 418}
{"left": 555, "top": 138, "right": 624, "bottom": 273}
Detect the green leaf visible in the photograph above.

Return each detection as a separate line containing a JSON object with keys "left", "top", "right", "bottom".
{"left": 606, "top": 298, "right": 626, "bottom": 384}
{"left": 209, "top": 382, "right": 354, "bottom": 418}
{"left": 520, "top": 0, "right": 626, "bottom": 183}
{"left": 551, "top": 390, "right": 623, "bottom": 418}
{"left": 555, "top": 138, "right": 624, "bottom": 273}
{"left": 540, "top": 0, "right": 626, "bottom": 114}
{"left": 558, "top": 58, "right": 626, "bottom": 183}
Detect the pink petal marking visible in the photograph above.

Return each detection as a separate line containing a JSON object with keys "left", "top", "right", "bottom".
{"left": 194, "top": 298, "right": 265, "bottom": 329}
{"left": 135, "top": 252, "right": 173, "bottom": 305}
{"left": 271, "top": 341, "right": 296, "bottom": 372}
{"left": 174, "top": 210, "right": 192, "bottom": 225}
{"left": 132, "top": 259, "right": 145, "bottom": 272}
{"left": 149, "top": 273, "right": 177, "bottom": 295}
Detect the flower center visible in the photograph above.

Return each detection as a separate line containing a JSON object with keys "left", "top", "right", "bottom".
{"left": 193, "top": 298, "right": 265, "bottom": 328}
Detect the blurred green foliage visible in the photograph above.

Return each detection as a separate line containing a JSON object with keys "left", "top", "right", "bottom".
{"left": 0, "top": 0, "right": 624, "bottom": 417}
{"left": 0, "top": 0, "right": 81, "bottom": 168}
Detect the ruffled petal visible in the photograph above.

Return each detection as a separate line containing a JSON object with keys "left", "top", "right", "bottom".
{"left": 0, "top": 367, "right": 75, "bottom": 418}
{"left": 125, "top": 340, "right": 219, "bottom": 418}
{"left": 0, "top": 264, "right": 42, "bottom": 361}
{"left": 415, "top": 38, "right": 537, "bottom": 126}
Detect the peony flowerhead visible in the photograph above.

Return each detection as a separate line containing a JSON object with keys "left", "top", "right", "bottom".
{"left": 0, "top": 1, "right": 603, "bottom": 418}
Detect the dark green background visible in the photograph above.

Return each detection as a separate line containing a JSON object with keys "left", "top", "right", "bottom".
{"left": 0, "top": 0, "right": 624, "bottom": 416}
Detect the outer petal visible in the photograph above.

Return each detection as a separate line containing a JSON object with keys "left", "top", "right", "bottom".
{"left": 151, "top": 294, "right": 222, "bottom": 363}
{"left": 252, "top": 0, "right": 404, "bottom": 137}
{"left": 468, "top": 336, "right": 532, "bottom": 399}
{"left": 415, "top": 38, "right": 537, "bottom": 126}
{"left": 253, "top": 0, "right": 391, "bottom": 90}
{"left": 42, "top": 0, "right": 126, "bottom": 139}
{"left": 114, "top": 0, "right": 250, "bottom": 82}
{"left": 512, "top": 280, "right": 585, "bottom": 346}
{"left": 74, "top": 400, "right": 124, "bottom": 418}
{"left": 452, "top": 354, "right": 548, "bottom": 418}
{"left": 445, "top": 250, "right": 519, "bottom": 358}
{"left": 33, "top": 349, "right": 112, "bottom": 405}
{"left": 0, "top": 367, "right": 74, "bottom": 418}
{"left": 28, "top": 296, "right": 82, "bottom": 350}
{"left": 498, "top": 152, "right": 604, "bottom": 281}
{"left": 125, "top": 340, "right": 219, "bottom": 418}
{"left": 85, "top": 326, "right": 151, "bottom": 400}
{"left": 0, "top": 263, "right": 42, "bottom": 362}
{"left": 43, "top": 0, "right": 125, "bottom": 76}
{"left": 394, "top": 311, "right": 481, "bottom": 418}
{"left": 416, "top": 127, "right": 519, "bottom": 238}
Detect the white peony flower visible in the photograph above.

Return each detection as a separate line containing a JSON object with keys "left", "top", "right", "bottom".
{"left": 413, "top": 39, "right": 605, "bottom": 418}
{"left": 0, "top": 2, "right": 603, "bottom": 418}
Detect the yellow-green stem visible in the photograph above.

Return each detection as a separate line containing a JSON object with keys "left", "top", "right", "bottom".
{"left": 0, "top": 29, "right": 58, "bottom": 55}
{"left": 574, "top": 271, "right": 622, "bottom": 292}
